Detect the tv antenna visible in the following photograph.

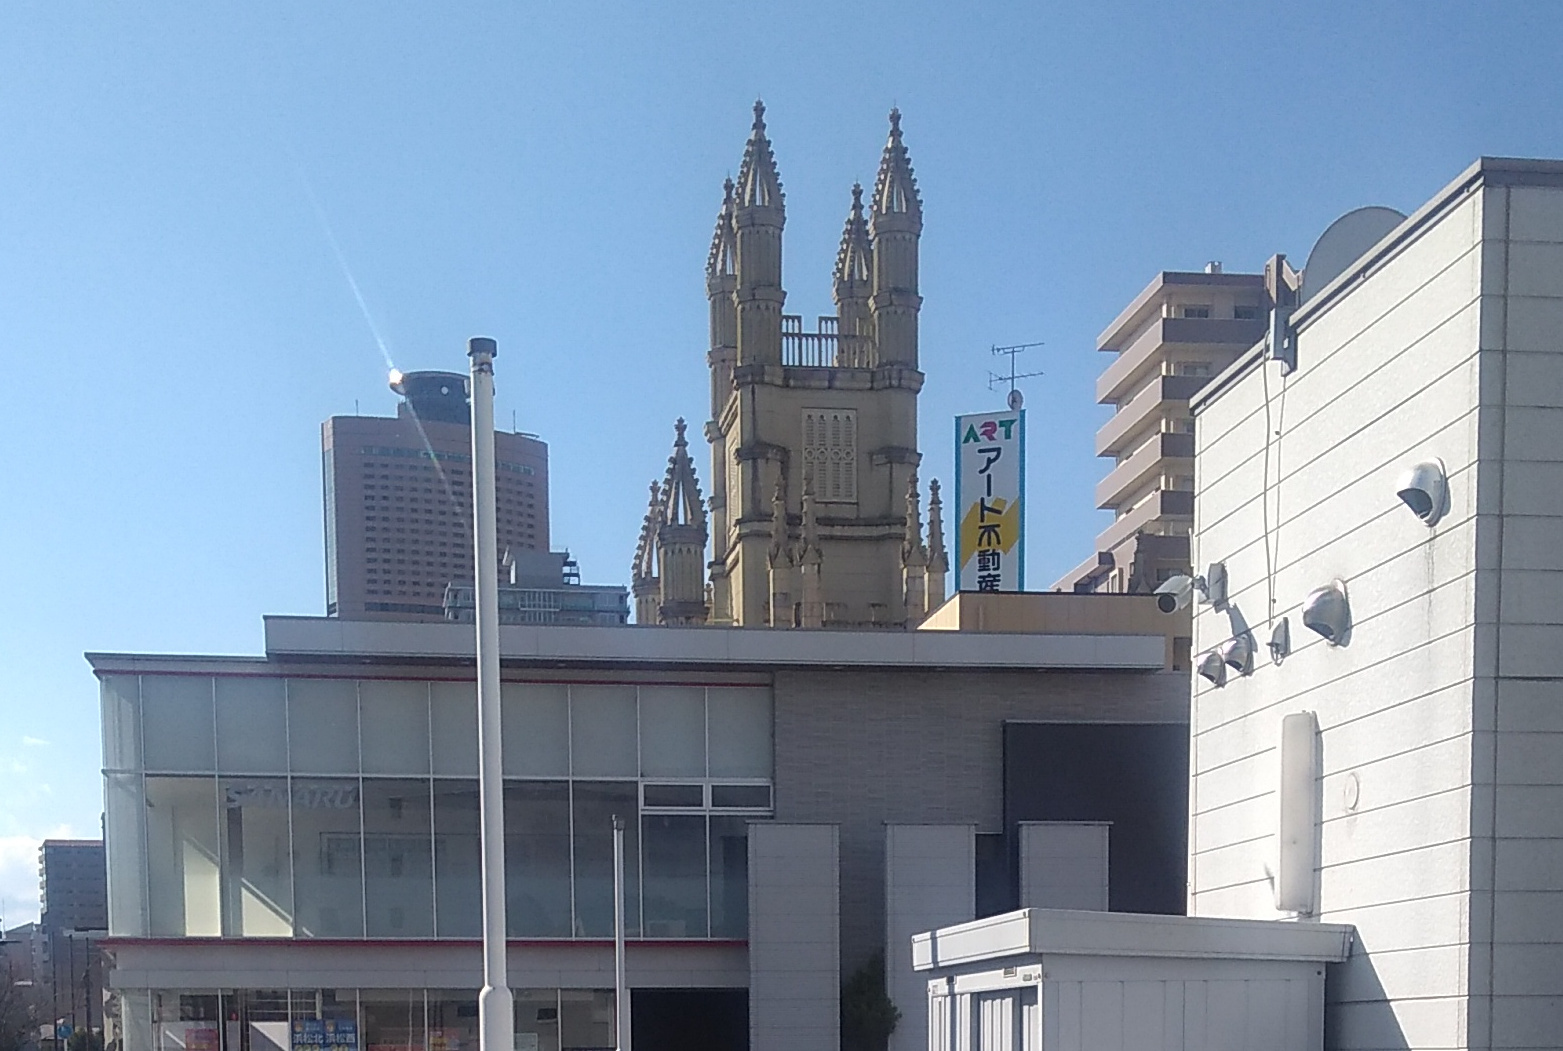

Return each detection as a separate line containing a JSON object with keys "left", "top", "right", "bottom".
{"left": 987, "top": 341, "right": 1045, "bottom": 411}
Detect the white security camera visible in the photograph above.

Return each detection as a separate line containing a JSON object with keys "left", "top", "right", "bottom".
{"left": 1153, "top": 561, "right": 1228, "bottom": 613}
{"left": 1196, "top": 649, "right": 1227, "bottom": 687}
{"left": 1302, "top": 581, "right": 1351, "bottom": 645}
{"left": 1396, "top": 459, "right": 1447, "bottom": 526}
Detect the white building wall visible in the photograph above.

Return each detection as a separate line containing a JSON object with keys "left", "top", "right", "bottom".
{"left": 1190, "top": 183, "right": 1487, "bottom": 1049}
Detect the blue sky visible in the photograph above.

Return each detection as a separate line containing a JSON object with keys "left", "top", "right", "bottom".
{"left": 2, "top": 0, "right": 1561, "bottom": 921}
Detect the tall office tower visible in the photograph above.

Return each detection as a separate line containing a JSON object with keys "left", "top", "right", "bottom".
{"left": 1054, "top": 264, "right": 1279, "bottom": 594}
{"left": 633, "top": 102, "right": 944, "bottom": 629}
{"left": 323, "top": 369, "right": 549, "bottom": 621}
{"left": 39, "top": 839, "right": 107, "bottom": 933}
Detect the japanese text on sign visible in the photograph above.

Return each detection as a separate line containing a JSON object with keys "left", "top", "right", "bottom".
{"left": 955, "top": 410, "right": 1025, "bottom": 592}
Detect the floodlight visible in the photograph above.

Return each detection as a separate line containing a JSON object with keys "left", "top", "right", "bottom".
{"left": 1396, "top": 459, "right": 1448, "bottom": 526}
{"left": 1221, "top": 633, "right": 1255, "bottom": 676}
{"left": 1302, "top": 581, "right": 1351, "bottom": 645}
{"left": 1196, "top": 649, "right": 1228, "bottom": 687}
{"left": 1268, "top": 618, "right": 1292, "bottom": 664}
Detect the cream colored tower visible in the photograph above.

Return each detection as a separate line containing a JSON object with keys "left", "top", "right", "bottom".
{"left": 702, "top": 103, "right": 929, "bottom": 627}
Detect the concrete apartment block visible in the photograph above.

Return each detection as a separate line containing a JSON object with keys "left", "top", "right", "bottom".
{"left": 884, "top": 824, "right": 975, "bottom": 1051}
{"left": 1189, "top": 158, "right": 1563, "bottom": 1050}
{"left": 1017, "top": 822, "right": 1109, "bottom": 911}
{"left": 748, "top": 823, "right": 840, "bottom": 1051}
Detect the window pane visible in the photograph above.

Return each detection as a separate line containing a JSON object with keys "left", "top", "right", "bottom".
{"left": 144, "top": 776, "right": 221, "bottom": 936}
{"left": 709, "top": 815, "right": 750, "bottom": 938}
{"left": 506, "top": 781, "right": 572, "bottom": 937}
{"left": 105, "top": 772, "right": 147, "bottom": 936}
{"left": 220, "top": 778, "right": 294, "bottom": 936}
{"left": 363, "top": 779, "right": 434, "bottom": 937}
{"left": 433, "top": 780, "right": 481, "bottom": 938}
{"left": 710, "top": 784, "right": 771, "bottom": 809}
{"left": 638, "top": 686, "right": 705, "bottom": 777}
{"left": 569, "top": 686, "right": 637, "bottom": 777}
{"left": 142, "top": 676, "right": 214, "bottom": 772}
{"left": 558, "top": 991, "right": 614, "bottom": 1051}
{"left": 643, "top": 784, "right": 703, "bottom": 808}
{"left": 291, "top": 778, "right": 363, "bottom": 937}
{"left": 288, "top": 680, "right": 360, "bottom": 775}
{"left": 707, "top": 688, "right": 772, "bottom": 778}
{"left": 642, "top": 814, "right": 708, "bottom": 938}
{"left": 513, "top": 991, "right": 560, "bottom": 1051}
{"left": 502, "top": 683, "right": 568, "bottom": 777}
{"left": 426, "top": 991, "right": 477, "bottom": 1051}
{"left": 216, "top": 678, "right": 287, "bottom": 774}
{"left": 360, "top": 681, "right": 431, "bottom": 775}
{"left": 431, "top": 682, "right": 478, "bottom": 776}
{"left": 361, "top": 989, "right": 423, "bottom": 1051}
{"left": 571, "top": 782, "right": 639, "bottom": 937}
{"left": 102, "top": 675, "right": 141, "bottom": 771}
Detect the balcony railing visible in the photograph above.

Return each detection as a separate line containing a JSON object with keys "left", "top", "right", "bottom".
{"left": 781, "top": 315, "right": 872, "bottom": 367}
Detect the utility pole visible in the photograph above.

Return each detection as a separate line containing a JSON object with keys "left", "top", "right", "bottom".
{"left": 468, "top": 336, "right": 513, "bottom": 1051}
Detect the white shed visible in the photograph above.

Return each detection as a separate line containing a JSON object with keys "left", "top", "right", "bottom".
{"left": 912, "top": 909, "right": 1353, "bottom": 1051}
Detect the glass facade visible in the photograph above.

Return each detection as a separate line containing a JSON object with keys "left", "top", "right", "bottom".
{"left": 131, "top": 988, "right": 615, "bottom": 1051}
{"left": 104, "top": 675, "right": 772, "bottom": 941}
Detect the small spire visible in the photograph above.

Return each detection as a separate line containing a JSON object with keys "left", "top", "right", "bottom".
{"left": 735, "top": 99, "right": 783, "bottom": 211}
{"left": 872, "top": 106, "right": 921, "bottom": 220}
{"left": 800, "top": 470, "right": 822, "bottom": 563}
{"left": 632, "top": 480, "right": 662, "bottom": 584}
{"left": 706, "top": 178, "right": 736, "bottom": 279}
{"left": 902, "top": 471, "right": 926, "bottom": 563}
{"left": 927, "top": 478, "right": 948, "bottom": 573}
{"left": 769, "top": 471, "right": 791, "bottom": 563}
{"left": 833, "top": 181, "right": 873, "bottom": 287}
{"left": 660, "top": 418, "right": 707, "bottom": 531}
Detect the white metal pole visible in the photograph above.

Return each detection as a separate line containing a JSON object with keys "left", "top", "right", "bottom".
{"left": 613, "top": 815, "right": 629, "bottom": 1051}
{"left": 469, "top": 336, "right": 514, "bottom": 1051}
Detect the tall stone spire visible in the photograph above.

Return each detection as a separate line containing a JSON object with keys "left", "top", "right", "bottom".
{"left": 870, "top": 107, "right": 923, "bottom": 368}
{"left": 798, "top": 472, "right": 824, "bottom": 629}
{"left": 705, "top": 176, "right": 739, "bottom": 624}
{"left": 768, "top": 472, "right": 795, "bottom": 627}
{"left": 654, "top": 419, "right": 709, "bottom": 625}
{"left": 926, "top": 478, "right": 948, "bottom": 612}
{"left": 735, "top": 100, "right": 783, "bottom": 210}
{"left": 901, "top": 472, "right": 928, "bottom": 626}
{"left": 733, "top": 100, "right": 786, "bottom": 368}
{"left": 833, "top": 182, "right": 874, "bottom": 366}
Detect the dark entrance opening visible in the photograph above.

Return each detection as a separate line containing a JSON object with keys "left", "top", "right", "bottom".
{"left": 630, "top": 988, "right": 748, "bottom": 1051}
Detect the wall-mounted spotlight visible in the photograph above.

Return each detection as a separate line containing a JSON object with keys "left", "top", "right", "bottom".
{"left": 1153, "top": 562, "right": 1229, "bottom": 613}
{"left": 1268, "top": 618, "right": 1292, "bottom": 664}
{"left": 1220, "top": 633, "right": 1255, "bottom": 676}
{"left": 1196, "top": 650, "right": 1228, "bottom": 687}
{"left": 1396, "top": 459, "right": 1448, "bottom": 526}
{"left": 1302, "top": 581, "right": 1351, "bottom": 645}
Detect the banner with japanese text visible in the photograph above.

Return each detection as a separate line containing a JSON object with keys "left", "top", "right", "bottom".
{"left": 955, "top": 410, "right": 1025, "bottom": 592}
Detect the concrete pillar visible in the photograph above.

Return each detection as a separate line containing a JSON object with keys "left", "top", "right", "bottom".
{"left": 1018, "top": 821, "right": 1109, "bottom": 911}
{"left": 749, "top": 823, "right": 840, "bottom": 1051}
{"left": 885, "top": 824, "right": 974, "bottom": 1051}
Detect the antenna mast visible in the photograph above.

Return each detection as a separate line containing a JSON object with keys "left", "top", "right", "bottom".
{"left": 987, "top": 341, "right": 1045, "bottom": 411}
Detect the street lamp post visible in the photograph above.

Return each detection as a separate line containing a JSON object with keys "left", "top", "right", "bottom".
{"left": 468, "top": 336, "right": 513, "bottom": 1051}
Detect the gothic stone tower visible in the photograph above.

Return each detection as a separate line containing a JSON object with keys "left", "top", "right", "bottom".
{"left": 705, "top": 103, "right": 927, "bottom": 627}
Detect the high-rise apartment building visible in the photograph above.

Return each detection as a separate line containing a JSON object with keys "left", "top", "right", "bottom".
{"left": 1055, "top": 266, "right": 1270, "bottom": 593}
{"left": 323, "top": 370, "right": 549, "bottom": 621}
{"left": 40, "top": 839, "right": 107, "bottom": 933}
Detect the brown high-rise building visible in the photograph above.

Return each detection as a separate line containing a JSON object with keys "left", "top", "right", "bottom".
{"left": 323, "top": 370, "right": 549, "bottom": 621}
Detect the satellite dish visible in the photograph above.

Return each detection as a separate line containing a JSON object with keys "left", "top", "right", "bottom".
{"left": 1007, "top": 388, "right": 1024, "bottom": 412}
{"left": 1299, "top": 206, "right": 1407, "bottom": 305}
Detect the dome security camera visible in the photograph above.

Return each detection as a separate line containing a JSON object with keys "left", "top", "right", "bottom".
{"left": 1302, "top": 581, "right": 1351, "bottom": 645}
{"left": 1396, "top": 459, "right": 1448, "bottom": 526}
